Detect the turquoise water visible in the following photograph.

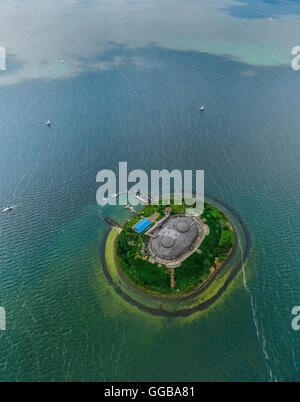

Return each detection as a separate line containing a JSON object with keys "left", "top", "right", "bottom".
{"left": 0, "top": 0, "right": 300, "bottom": 382}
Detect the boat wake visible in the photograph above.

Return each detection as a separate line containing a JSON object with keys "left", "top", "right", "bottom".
{"left": 237, "top": 234, "right": 275, "bottom": 382}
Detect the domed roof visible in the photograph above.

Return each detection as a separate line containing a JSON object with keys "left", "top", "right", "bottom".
{"left": 176, "top": 221, "right": 190, "bottom": 233}
{"left": 160, "top": 236, "right": 175, "bottom": 248}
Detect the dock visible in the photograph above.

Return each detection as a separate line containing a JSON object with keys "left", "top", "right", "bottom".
{"left": 111, "top": 190, "right": 152, "bottom": 205}
{"left": 125, "top": 204, "right": 138, "bottom": 214}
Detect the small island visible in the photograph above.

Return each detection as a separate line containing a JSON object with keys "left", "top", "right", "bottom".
{"left": 114, "top": 200, "right": 235, "bottom": 298}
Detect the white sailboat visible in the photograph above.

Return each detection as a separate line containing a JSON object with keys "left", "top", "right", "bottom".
{"left": 2, "top": 206, "right": 13, "bottom": 212}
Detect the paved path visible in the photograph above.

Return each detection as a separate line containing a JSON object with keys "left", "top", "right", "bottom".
{"left": 170, "top": 268, "right": 175, "bottom": 288}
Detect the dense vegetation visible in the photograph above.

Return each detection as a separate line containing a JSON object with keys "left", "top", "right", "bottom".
{"left": 116, "top": 201, "right": 235, "bottom": 296}
{"left": 174, "top": 203, "right": 234, "bottom": 292}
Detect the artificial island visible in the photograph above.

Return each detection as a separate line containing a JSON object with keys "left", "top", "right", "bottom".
{"left": 104, "top": 198, "right": 236, "bottom": 299}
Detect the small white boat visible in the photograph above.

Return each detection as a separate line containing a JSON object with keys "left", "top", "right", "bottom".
{"left": 60, "top": 59, "right": 64, "bottom": 63}
{"left": 198, "top": 105, "right": 205, "bottom": 111}
{"left": 46, "top": 120, "right": 51, "bottom": 126}
{"left": 2, "top": 206, "right": 13, "bottom": 212}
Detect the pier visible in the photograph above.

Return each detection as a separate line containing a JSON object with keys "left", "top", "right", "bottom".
{"left": 125, "top": 204, "right": 138, "bottom": 214}
{"left": 111, "top": 190, "right": 152, "bottom": 205}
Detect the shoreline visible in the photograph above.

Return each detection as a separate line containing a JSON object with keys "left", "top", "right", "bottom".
{"left": 112, "top": 218, "right": 237, "bottom": 302}
{"left": 100, "top": 196, "right": 250, "bottom": 317}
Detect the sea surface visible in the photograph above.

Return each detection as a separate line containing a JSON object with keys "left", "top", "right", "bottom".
{"left": 0, "top": 0, "right": 300, "bottom": 382}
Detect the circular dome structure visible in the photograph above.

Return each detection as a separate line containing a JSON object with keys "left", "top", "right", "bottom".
{"left": 160, "top": 236, "right": 175, "bottom": 248}
{"left": 149, "top": 216, "right": 199, "bottom": 260}
{"left": 176, "top": 221, "right": 190, "bottom": 233}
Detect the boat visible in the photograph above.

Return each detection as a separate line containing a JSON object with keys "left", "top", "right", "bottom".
{"left": 136, "top": 194, "right": 149, "bottom": 205}
{"left": 198, "top": 105, "right": 205, "bottom": 111}
{"left": 2, "top": 206, "right": 13, "bottom": 212}
{"left": 46, "top": 120, "right": 51, "bottom": 126}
